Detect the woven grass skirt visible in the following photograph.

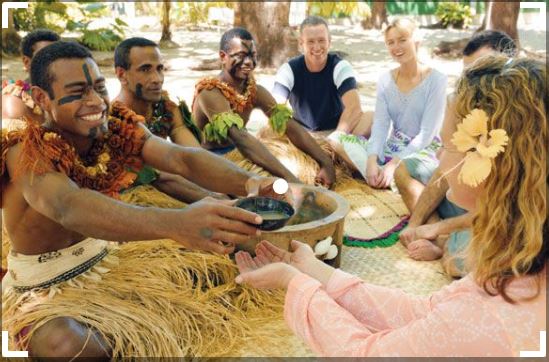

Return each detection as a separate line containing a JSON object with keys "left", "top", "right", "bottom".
{"left": 2, "top": 238, "right": 286, "bottom": 357}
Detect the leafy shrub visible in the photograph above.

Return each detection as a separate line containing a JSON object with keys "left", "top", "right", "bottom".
{"left": 13, "top": 1, "right": 128, "bottom": 51}
{"left": 67, "top": 4, "right": 128, "bottom": 51}
{"left": 172, "top": 2, "right": 234, "bottom": 26}
{"left": 13, "top": 1, "right": 68, "bottom": 33}
{"left": 435, "top": 2, "right": 473, "bottom": 29}
{"left": 308, "top": 1, "right": 371, "bottom": 19}
{"left": 79, "top": 28, "right": 124, "bottom": 52}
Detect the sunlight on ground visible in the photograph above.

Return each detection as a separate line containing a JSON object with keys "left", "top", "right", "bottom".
{"left": 355, "top": 205, "right": 377, "bottom": 218}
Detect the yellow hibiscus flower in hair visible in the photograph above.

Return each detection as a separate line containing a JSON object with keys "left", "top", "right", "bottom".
{"left": 451, "top": 109, "right": 509, "bottom": 187}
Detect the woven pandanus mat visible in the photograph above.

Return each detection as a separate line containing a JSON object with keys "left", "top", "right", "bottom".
{"left": 340, "top": 243, "right": 453, "bottom": 296}
{"left": 334, "top": 178, "right": 409, "bottom": 240}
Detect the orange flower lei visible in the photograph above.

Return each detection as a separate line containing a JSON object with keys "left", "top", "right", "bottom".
{"left": 1, "top": 111, "right": 147, "bottom": 199}
{"left": 112, "top": 92, "right": 177, "bottom": 140}
{"left": 192, "top": 77, "right": 257, "bottom": 114}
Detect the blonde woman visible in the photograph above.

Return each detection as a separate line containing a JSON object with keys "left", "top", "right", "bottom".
{"left": 233, "top": 55, "right": 546, "bottom": 357}
{"left": 337, "top": 18, "right": 446, "bottom": 192}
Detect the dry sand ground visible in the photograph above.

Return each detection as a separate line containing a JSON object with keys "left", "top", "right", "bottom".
{"left": 2, "top": 21, "right": 545, "bottom": 131}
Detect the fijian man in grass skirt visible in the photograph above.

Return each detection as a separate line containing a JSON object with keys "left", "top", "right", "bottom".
{"left": 1, "top": 41, "right": 287, "bottom": 358}
{"left": 112, "top": 37, "right": 228, "bottom": 205}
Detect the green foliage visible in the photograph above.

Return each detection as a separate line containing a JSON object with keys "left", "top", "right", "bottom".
{"left": 269, "top": 104, "right": 292, "bottom": 135}
{"left": 66, "top": 3, "right": 128, "bottom": 51}
{"left": 79, "top": 28, "right": 124, "bottom": 52}
{"left": 308, "top": 1, "right": 371, "bottom": 19}
{"left": 13, "top": 1, "right": 68, "bottom": 33}
{"left": 132, "top": 165, "right": 159, "bottom": 186}
{"left": 204, "top": 112, "right": 244, "bottom": 143}
{"left": 178, "top": 99, "right": 203, "bottom": 143}
{"left": 81, "top": 2, "right": 110, "bottom": 15}
{"left": 435, "top": 2, "right": 473, "bottom": 29}
{"left": 171, "top": 2, "right": 234, "bottom": 26}
{"left": 13, "top": 1, "right": 127, "bottom": 51}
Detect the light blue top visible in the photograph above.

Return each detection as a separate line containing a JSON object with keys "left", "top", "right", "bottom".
{"left": 367, "top": 68, "right": 447, "bottom": 160}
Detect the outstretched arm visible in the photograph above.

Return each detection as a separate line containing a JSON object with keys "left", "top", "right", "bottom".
{"left": 256, "top": 86, "right": 335, "bottom": 186}
{"left": 228, "top": 126, "right": 300, "bottom": 183}
{"left": 235, "top": 242, "right": 497, "bottom": 357}
{"left": 8, "top": 144, "right": 259, "bottom": 253}
{"left": 141, "top": 126, "right": 258, "bottom": 196}
{"left": 285, "top": 120, "right": 336, "bottom": 188}
{"left": 195, "top": 88, "right": 300, "bottom": 183}
{"left": 152, "top": 171, "right": 228, "bottom": 203}
{"left": 284, "top": 272, "right": 503, "bottom": 357}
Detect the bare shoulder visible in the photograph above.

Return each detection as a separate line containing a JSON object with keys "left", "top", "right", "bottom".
{"left": 197, "top": 87, "right": 226, "bottom": 103}
{"left": 195, "top": 88, "right": 232, "bottom": 116}
{"left": 5, "top": 142, "right": 53, "bottom": 186}
{"left": 2, "top": 93, "right": 28, "bottom": 119}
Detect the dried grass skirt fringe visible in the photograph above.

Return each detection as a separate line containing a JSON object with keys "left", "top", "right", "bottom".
{"left": 2, "top": 238, "right": 287, "bottom": 357}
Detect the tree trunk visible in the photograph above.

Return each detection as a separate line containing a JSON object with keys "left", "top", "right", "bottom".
{"left": 362, "top": 1, "right": 388, "bottom": 30}
{"left": 485, "top": 1, "right": 520, "bottom": 47}
{"left": 234, "top": 2, "right": 298, "bottom": 68}
{"left": 1, "top": 3, "right": 21, "bottom": 56}
{"left": 159, "top": 0, "right": 179, "bottom": 48}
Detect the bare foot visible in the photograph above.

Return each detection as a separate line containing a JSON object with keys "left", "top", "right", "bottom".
{"left": 399, "top": 227, "right": 417, "bottom": 248}
{"left": 407, "top": 239, "right": 443, "bottom": 261}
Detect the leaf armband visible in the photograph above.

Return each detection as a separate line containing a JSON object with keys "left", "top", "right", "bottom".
{"left": 269, "top": 104, "right": 293, "bottom": 135}
{"left": 203, "top": 112, "right": 244, "bottom": 143}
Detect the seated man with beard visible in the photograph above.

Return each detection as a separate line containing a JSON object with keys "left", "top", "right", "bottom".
{"left": 112, "top": 37, "right": 227, "bottom": 204}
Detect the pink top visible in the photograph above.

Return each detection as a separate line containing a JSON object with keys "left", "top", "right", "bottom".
{"left": 284, "top": 268, "right": 546, "bottom": 357}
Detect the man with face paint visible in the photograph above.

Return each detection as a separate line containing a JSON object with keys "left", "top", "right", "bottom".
{"left": 1, "top": 41, "right": 284, "bottom": 358}
{"left": 192, "top": 27, "right": 336, "bottom": 189}
{"left": 2, "top": 29, "right": 60, "bottom": 129}
{"left": 398, "top": 30, "right": 517, "bottom": 272}
{"left": 113, "top": 37, "right": 201, "bottom": 145}
{"left": 112, "top": 37, "right": 227, "bottom": 203}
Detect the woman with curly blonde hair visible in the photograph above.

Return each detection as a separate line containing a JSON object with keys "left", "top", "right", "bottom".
{"left": 233, "top": 54, "right": 547, "bottom": 357}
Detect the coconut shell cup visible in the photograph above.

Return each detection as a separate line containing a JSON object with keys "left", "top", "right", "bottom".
{"left": 235, "top": 197, "right": 295, "bottom": 231}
